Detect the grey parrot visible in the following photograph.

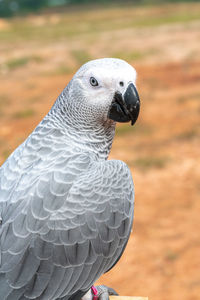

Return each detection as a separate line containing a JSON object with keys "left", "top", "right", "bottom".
{"left": 0, "top": 58, "right": 140, "bottom": 300}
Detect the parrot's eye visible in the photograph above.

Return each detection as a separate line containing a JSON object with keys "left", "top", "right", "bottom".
{"left": 90, "top": 77, "right": 99, "bottom": 87}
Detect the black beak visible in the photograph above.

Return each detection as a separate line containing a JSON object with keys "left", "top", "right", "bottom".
{"left": 108, "top": 83, "right": 140, "bottom": 126}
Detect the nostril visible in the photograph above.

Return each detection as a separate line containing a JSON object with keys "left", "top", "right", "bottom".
{"left": 119, "top": 81, "right": 124, "bottom": 87}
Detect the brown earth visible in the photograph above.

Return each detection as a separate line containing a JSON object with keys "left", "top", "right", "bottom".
{"left": 0, "top": 3, "right": 200, "bottom": 300}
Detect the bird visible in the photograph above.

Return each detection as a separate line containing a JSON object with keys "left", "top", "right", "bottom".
{"left": 0, "top": 58, "right": 140, "bottom": 300}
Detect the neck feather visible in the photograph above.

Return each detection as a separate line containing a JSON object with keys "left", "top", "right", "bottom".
{"left": 41, "top": 87, "right": 116, "bottom": 160}
{"left": 39, "top": 112, "right": 116, "bottom": 161}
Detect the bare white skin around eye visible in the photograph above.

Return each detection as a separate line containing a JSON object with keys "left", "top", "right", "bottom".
{"left": 85, "top": 66, "right": 137, "bottom": 92}
{"left": 74, "top": 63, "right": 137, "bottom": 110}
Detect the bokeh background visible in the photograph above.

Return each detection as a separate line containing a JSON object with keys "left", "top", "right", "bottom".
{"left": 0, "top": 1, "right": 200, "bottom": 300}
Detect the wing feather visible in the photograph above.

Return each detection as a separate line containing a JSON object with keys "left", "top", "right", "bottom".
{"left": 25, "top": 264, "right": 58, "bottom": 299}
{"left": 0, "top": 155, "right": 134, "bottom": 299}
{"left": 6, "top": 249, "right": 40, "bottom": 289}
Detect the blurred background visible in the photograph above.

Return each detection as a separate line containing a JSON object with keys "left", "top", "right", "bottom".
{"left": 0, "top": 1, "right": 200, "bottom": 299}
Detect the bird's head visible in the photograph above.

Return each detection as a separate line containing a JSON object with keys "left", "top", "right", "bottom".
{"left": 66, "top": 58, "right": 140, "bottom": 127}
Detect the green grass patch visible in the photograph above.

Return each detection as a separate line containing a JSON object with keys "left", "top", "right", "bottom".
{"left": 55, "top": 65, "right": 72, "bottom": 75}
{"left": 165, "top": 249, "right": 179, "bottom": 262}
{"left": 116, "top": 123, "right": 152, "bottom": 136}
{"left": 1, "top": 55, "right": 44, "bottom": 71}
{"left": 132, "top": 156, "right": 169, "bottom": 170}
{"left": 129, "top": 11, "right": 200, "bottom": 28}
{"left": 71, "top": 49, "right": 92, "bottom": 66}
{"left": 113, "top": 51, "right": 146, "bottom": 62}
{"left": 6, "top": 57, "right": 29, "bottom": 70}
{"left": 31, "top": 55, "right": 44, "bottom": 63}
{"left": 116, "top": 124, "right": 133, "bottom": 136}
{"left": 1, "top": 3, "right": 199, "bottom": 44}
{"left": 49, "top": 65, "right": 73, "bottom": 76}
{"left": 176, "top": 129, "right": 199, "bottom": 140}
{"left": 113, "top": 49, "right": 159, "bottom": 62}
{"left": 13, "top": 109, "right": 35, "bottom": 119}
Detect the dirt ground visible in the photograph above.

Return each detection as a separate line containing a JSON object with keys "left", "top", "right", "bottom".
{"left": 0, "top": 3, "right": 200, "bottom": 300}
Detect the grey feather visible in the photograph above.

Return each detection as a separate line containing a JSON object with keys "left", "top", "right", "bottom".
{"left": 0, "top": 58, "right": 136, "bottom": 299}
{"left": 25, "top": 263, "right": 65, "bottom": 300}
{"left": 5, "top": 287, "right": 25, "bottom": 300}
